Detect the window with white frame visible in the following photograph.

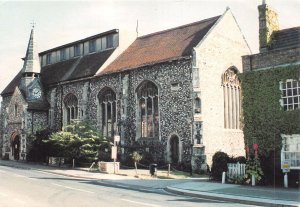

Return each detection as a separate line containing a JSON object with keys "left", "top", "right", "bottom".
{"left": 281, "top": 134, "right": 300, "bottom": 169}
{"left": 222, "top": 67, "right": 241, "bottom": 129}
{"left": 98, "top": 88, "right": 117, "bottom": 139}
{"left": 64, "top": 93, "right": 78, "bottom": 124}
{"left": 281, "top": 80, "right": 300, "bottom": 111}
{"left": 137, "top": 81, "right": 159, "bottom": 138}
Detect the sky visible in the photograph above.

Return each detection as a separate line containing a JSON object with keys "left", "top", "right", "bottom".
{"left": 0, "top": 0, "right": 299, "bottom": 100}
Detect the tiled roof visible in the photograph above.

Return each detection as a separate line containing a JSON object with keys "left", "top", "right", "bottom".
{"left": 99, "top": 16, "right": 220, "bottom": 75}
{"left": 2, "top": 49, "right": 115, "bottom": 95}
{"left": 270, "top": 27, "right": 300, "bottom": 50}
{"left": 41, "top": 58, "right": 80, "bottom": 86}
{"left": 41, "top": 48, "right": 115, "bottom": 86}
{"left": 1, "top": 70, "right": 22, "bottom": 95}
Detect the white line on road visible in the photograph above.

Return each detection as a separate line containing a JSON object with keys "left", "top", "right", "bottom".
{"left": 51, "top": 183, "right": 95, "bottom": 194}
{"left": 0, "top": 192, "right": 8, "bottom": 197}
{"left": 14, "top": 199, "right": 26, "bottom": 205}
{"left": 121, "top": 199, "right": 162, "bottom": 207}
{"left": 11, "top": 173, "right": 27, "bottom": 178}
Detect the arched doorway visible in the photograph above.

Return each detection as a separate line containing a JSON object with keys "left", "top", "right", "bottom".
{"left": 170, "top": 135, "right": 179, "bottom": 163}
{"left": 11, "top": 133, "right": 20, "bottom": 160}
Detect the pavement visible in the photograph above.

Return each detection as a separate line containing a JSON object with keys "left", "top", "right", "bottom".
{"left": 0, "top": 159, "right": 299, "bottom": 207}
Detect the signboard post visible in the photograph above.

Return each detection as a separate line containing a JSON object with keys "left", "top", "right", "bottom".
{"left": 281, "top": 161, "right": 290, "bottom": 188}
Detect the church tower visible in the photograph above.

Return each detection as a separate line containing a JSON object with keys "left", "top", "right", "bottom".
{"left": 258, "top": 0, "right": 279, "bottom": 52}
{"left": 19, "top": 26, "right": 44, "bottom": 101}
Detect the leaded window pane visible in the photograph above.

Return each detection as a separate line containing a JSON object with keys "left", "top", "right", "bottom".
{"left": 222, "top": 68, "right": 241, "bottom": 129}
{"left": 64, "top": 93, "right": 78, "bottom": 124}
{"left": 137, "top": 81, "right": 159, "bottom": 138}
{"left": 98, "top": 88, "right": 117, "bottom": 139}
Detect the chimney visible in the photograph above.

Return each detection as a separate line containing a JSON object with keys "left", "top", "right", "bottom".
{"left": 258, "top": 0, "right": 279, "bottom": 52}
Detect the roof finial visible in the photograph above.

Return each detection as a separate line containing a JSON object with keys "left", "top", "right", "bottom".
{"left": 136, "top": 19, "right": 139, "bottom": 38}
{"left": 30, "top": 20, "right": 36, "bottom": 29}
{"left": 262, "top": 0, "right": 267, "bottom": 5}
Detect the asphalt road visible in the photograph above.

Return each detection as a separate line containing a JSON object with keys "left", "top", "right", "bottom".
{"left": 0, "top": 166, "right": 254, "bottom": 207}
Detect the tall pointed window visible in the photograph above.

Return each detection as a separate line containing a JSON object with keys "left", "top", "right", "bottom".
{"left": 222, "top": 67, "right": 241, "bottom": 129}
{"left": 64, "top": 93, "right": 78, "bottom": 124}
{"left": 98, "top": 88, "right": 117, "bottom": 139}
{"left": 137, "top": 81, "right": 159, "bottom": 138}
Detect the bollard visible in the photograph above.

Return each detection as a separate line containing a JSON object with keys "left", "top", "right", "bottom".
{"left": 167, "top": 164, "right": 170, "bottom": 177}
{"left": 284, "top": 173, "right": 288, "bottom": 188}
{"left": 251, "top": 175, "right": 255, "bottom": 186}
{"left": 72, "top": 159, "right": 75, "bottom": 168}
{"left": 222, "top": 172, "right": 226, "bottom": 184}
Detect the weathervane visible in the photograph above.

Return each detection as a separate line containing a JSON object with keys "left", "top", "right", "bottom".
{"left": 31, "top": 21, "right": 36, "bottom": 29}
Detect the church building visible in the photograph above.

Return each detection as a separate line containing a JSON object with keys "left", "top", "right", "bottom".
{"left": 0, "top": 8, "right": 250, "bottom": 168}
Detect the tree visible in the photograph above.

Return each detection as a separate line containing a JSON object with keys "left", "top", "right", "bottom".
{"left": 47, "top": 120, "right": 107, "bottom": 163}
{"left": 131, "top": 151, "right": 143, "bottom": 176}
{"left": 27, "top": 128, "right": 54, "bottom": 162}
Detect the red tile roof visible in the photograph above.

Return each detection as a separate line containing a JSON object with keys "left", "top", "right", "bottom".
{"left": 99, "top": 16, "right": 220, "bottom": 75}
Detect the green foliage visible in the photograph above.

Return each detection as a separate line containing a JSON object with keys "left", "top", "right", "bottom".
{"left": 46, "top": 120, "right": 107, "bottom": 162}
{"left": 131, "top": 151, "right": 143, "bottom": 163}
{"left": 27, "top": 129, "right": 54, "bottom": 162}
{"left": 210, "top": 151, "right": 229, "bottom": 181}
{"left": 239, "top": 65, "right": 300, "bottom": 156}
{"left": 245, "top": 157, "right": 264, "bottom": 183}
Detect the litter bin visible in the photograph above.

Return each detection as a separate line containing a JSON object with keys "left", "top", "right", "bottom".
{"left": 149, "top": 163, "right": 157, "bottom": 176}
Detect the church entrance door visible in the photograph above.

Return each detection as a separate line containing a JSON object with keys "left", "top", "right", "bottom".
{"left": 170, "top": 135, "right": 179, "bottom": 163}
{"left": 11, "top": 134, "right": 20, "bottom": 160}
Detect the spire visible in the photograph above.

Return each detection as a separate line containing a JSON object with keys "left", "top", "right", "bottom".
{"left": 22, "top": 25, "right": 41, "bottom": 74}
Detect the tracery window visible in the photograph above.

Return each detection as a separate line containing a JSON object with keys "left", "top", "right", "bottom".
{"left": 98, "top": 88, "right": 117, "bottom": 139}
{"left": 222, "top": 68, "right": 241, "bottom": 129}
{"left": 137, "top": 81, "right": 159, "bottom": 138}
{"left": 64, "top": 93, "right": 78, "bottom": 124}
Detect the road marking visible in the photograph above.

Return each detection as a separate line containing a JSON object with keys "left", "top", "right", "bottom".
{"left": 0, "top": 192, "right": 8, "bottom": 197}
{"left": 14, "top": 199, "right": 26, "bottom": 204}
{"left": 51, "top": 183, "right": 95, "bottom": 194}
{"left": 11, "top": 173, "right": 27, "bottom": 178}
{"left": 0, "top": 170, "right": 6, "bottom": 173}
{"left": 121, "top": 199, "right": 162, "bottom": 207}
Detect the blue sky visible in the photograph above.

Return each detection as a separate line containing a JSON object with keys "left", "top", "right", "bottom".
{"left": 0, "top": 0, "right": 299, "bottom": 97}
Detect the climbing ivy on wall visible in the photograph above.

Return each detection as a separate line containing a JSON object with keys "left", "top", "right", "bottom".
{"left": 239, "top": 65, "right": 300, "bottom": 156}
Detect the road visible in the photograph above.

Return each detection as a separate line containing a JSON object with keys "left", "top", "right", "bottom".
{"left": 0, "top": 166, "right": 254, "bottom": 207}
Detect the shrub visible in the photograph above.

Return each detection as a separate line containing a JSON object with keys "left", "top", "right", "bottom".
{"left": 245, "top": 156, "right": 264, "bottom": 184}
{"left": 211, "top": 151, "right": 229, "bottom": 181}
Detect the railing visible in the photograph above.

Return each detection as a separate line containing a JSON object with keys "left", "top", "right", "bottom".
{"left": 227, "top": 162, "right": 246, "bottom": 180}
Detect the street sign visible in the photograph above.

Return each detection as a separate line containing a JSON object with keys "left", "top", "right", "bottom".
{"left": 281, "top": 160, "right": 290, "bottom": 173}
{"left": 114, "top": 135, "right": 120, "bottom": 143}
{"left": 111, "top": 146, "right": 117, "bottom": 160}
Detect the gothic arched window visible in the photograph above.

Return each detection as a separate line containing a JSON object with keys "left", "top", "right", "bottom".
{"left": 98, "top": 87, "right": 117, "bottom": 139}
{"left": 222, "top": 67, "right": 241, "bottom": 129}
{"left": 137, "top": 81, "right": 159, "bottom": 138}
{"left": 64, "top": 93, "right": 78, "bottom": 124}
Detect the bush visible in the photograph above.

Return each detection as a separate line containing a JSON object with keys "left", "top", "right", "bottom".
{"left": 27, "top": 129, "right": 54, "bottom": 162}
{"left": 211, "top": 151, "right": 229, "bottom": 181}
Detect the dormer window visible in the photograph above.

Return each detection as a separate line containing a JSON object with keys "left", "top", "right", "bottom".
{"left": 74, "top": 44, "right": 81, "bottom": 57}
{"left": 46, "top": 53, "right": 51, "bottom": 65}
{"left": 89, "top": 39, "right": 96, "bottom": 53}
{"left": 60, "top": 49, "right": 66, "bottom": 61}
{"left": 106, "top": 34, "right": 114, "bottom": 49}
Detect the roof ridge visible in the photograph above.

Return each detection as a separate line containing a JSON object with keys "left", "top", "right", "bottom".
{"left": 273, "top": 26, "right": 300, "bottom": 34}
{"left": 138, "top": 15, "right": 221, "bottom": 40}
